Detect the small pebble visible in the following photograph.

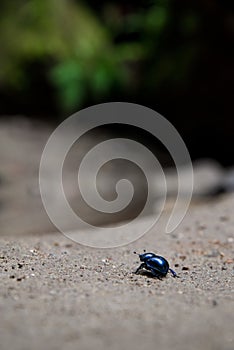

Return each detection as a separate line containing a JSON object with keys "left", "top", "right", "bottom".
{"left": 225, "top": 259, "right": 234, "bottom": 264}
{"left": 198, "top": 225, "right": 206, "bottom": 230}
{"left": 182, "top": 266, "right": 190, "bottom": 271}
{"left": 64, "top": 243, "right": 73, "bottom": 248}
{"left": 212, "top": 300, "right": 218, "bottom": 306}
{"left": 204, "top": 250, "right": 220, "bottom": 258}
{"left": 179, "top": 255, "right": 186, "bottom": 261}
{"left": 219, "top": 216, "right": 229, "bottom": 222}
{"left": 16, "top": 276, "right": 25, "bottom": 282}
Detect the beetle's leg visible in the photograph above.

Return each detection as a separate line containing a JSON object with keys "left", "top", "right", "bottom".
{"left": 169, "top": 268, "right": 178, "bottom": 278}
{"left": 135, "top": 263, "right": 146, "bottom": 274}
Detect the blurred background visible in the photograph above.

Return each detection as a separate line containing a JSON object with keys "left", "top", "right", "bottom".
{"left": 0, "top": 0, "right": 234, "bottom": 235}
{"left": 1, "top": 0, "right": 234, "bottom": 163}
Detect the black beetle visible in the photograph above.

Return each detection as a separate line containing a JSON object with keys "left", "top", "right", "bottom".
{"left": 134, "top": 250, "right": 177, "bottom": 278}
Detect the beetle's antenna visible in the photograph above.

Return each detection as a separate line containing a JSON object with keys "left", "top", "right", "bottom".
{"left": 134, "top": 250, "right": 146, "bottom": 255}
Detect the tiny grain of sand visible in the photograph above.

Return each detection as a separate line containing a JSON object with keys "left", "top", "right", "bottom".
{"left": 0, "top": 194, "right": 234, "bottom": 350}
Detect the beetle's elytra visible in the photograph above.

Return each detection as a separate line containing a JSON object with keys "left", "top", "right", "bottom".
{"left": 134, "top": 251, "right": 177, "bottom": 278}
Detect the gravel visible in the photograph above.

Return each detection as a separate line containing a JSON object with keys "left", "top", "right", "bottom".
{"left": 0, "top": 193, "right": 233, "bottom": 350}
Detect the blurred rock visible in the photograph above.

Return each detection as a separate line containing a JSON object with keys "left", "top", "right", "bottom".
{"left": 160, "top": 159, "right": 224, "bottom": 198}
{"left": 223, "top": 167, "right": 234, "bottom": 192}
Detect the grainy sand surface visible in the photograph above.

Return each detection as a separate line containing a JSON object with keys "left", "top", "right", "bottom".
{"left": 0, "top": 194, "right": 233, "bottom": 350}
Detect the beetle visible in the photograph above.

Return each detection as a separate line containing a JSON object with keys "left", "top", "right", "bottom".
{"left": 134, "top": 250, "right": 177, "bottom": 278}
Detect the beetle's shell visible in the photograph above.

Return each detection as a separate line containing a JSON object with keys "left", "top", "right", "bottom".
{"left": 146, "top": 256, "right": 169, "bottom": 275}
{"left": 140, "top": 253, "right": 169, "bottom": 275}
{"left": 139, "top": 252, "right": 156, "bottom": 261}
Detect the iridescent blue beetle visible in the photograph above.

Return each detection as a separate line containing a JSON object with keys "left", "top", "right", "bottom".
{"left": 134, "top": 250, "right": 177, "bottom": 278}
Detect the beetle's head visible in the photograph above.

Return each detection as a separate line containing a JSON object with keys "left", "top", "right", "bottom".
{"left": 134, "top": 251, "right": 156, "bottom": 261}
{"left": 133, "top": 249, "right": 147, "bottom": 261}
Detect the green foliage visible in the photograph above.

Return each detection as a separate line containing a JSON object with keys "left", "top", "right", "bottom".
{"left": 0, "top": 0, "right": 201, "bottom": 114}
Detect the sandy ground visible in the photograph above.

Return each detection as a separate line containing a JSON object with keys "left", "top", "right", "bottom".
{"left": 0, "top": 193, "right": 233, "bottom": 350}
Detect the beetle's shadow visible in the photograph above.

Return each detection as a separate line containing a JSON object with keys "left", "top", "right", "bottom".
{"left": 133, "top": 269, "right": 163, "bottom": 280}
